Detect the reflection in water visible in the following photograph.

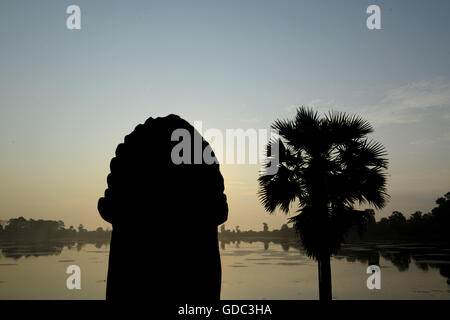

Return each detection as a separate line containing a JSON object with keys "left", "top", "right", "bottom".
{"left": 338, "top": 243, "right": 450, "bottom": 285}
{"left": 0, "top": 242, "right": 109, "bottom": 299}
{"left": 380, "top": 250, "right": 411, "bottom": 272}
{"left": 0, "top": 240, "right": 109, "bottom": 260}
{"left": 0, "top": 240, "right": 449, "bottom": 299}
{"left": 220, "top": 240, "right": 450, "bottom": 286}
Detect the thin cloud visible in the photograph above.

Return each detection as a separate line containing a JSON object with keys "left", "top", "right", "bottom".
{"left": 410, "top": 131, "right": 450, "bottom": 145}
{"left": 363, "top": 78, "right": 450, "bottom": 126}
{"left": 303, "top": 78, "right": 450, "bottom": 127}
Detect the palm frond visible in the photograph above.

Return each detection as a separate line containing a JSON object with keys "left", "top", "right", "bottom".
{"left": 358, "top": 167, "right": 389, "bottom": 209}
{"left": 326, "top": 111, "right": 373, "bottom": 142}
{"left": 357, "top": 139, "right": 388, "bottom": 168}
{"left": 258, "top": 164, "right": 299, "bottom": 213}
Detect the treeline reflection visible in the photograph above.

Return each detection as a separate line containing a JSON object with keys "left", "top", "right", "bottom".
{"left": 220, "top": 239, "right": 450, "bottom": 285}
{"left": 1, "top": 239, "right": 449, "bottom": 285}
{"left": 0, "top": 240, "right": 109, "bottom": 259}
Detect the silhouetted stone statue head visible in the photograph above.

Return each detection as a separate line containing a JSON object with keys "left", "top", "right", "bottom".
{"left": 98, "top": 114, "right": 228, "bottom": 302}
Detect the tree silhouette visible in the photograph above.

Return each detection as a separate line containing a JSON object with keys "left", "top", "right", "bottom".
{"left": 78, "top": 224, "right": 87, "bottom": 233}
{"left": 431, "top": 192, "right": 450, "bottom": 225}
{"left": 258, "top": 107, "right": 388, "bottom": 300}
{"left": 389, "top": 211, "right": 406, "bottom": 224}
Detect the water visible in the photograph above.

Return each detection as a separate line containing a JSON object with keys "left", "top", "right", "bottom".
{"left": 0, "top": 240, "right": 449, "bottom": 299}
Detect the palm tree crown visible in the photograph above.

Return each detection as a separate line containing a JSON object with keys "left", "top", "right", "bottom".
{"left": 258, "top": 107, "right": 389, "bottom": 259}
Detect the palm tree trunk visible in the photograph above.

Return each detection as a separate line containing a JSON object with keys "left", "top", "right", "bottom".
{"left": 318, "top": 253, "right": 332, "bottom": 301}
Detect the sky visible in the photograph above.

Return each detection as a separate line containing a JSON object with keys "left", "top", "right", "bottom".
{"left": 1, "top": 0, "right": 449, "bottom": 231}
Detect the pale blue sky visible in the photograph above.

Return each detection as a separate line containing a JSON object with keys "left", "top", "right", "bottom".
{"left": 1, "top": 0, "right": 449, "bottom": 230}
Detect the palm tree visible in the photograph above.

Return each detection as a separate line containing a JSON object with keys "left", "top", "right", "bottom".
{"left": 258, "top": 107, "right": 388, "bottom": 300}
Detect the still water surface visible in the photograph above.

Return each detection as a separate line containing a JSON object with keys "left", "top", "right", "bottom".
{"left": 0, "top": 240, "right": 449, "bottom": 299}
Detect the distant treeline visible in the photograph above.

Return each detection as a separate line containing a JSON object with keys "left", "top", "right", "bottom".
{"left": 347, "top": 192, "right": 450, "bottom": 242}
{"left": 1, "top": 192, "right": 449, "bottom": 243}
{"left": 220, "top": 192, "right": 450, "bottom": 242}
{"left": 219, "top": 222, "right": 296, "bottom": 241}
{"left": 0, "top": 217, "right": 111, "bottom": 241}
